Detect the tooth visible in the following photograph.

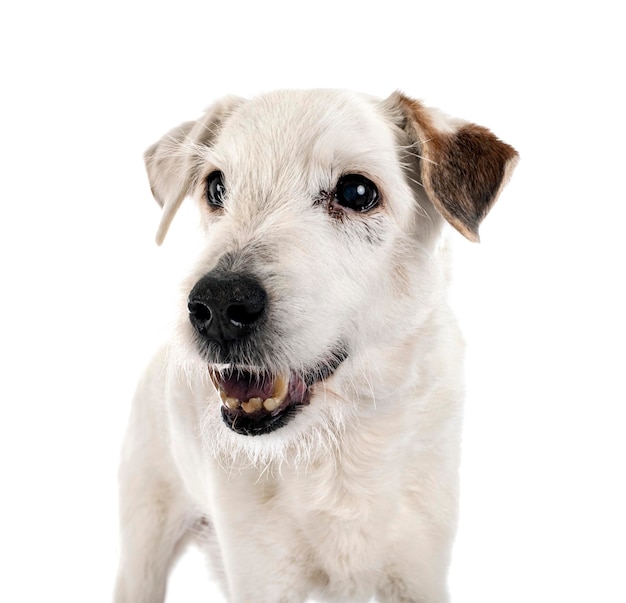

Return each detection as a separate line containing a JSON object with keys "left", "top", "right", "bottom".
{"left": 263, "top": 397, "right": 280, "bottom": 412}
{"left": 209, "top": 369, "right": 221, "bottom": 391}
{"left": 249, "top": 397, "right": 263, "bottom": 409}
{"left": 273, "top": 374, "right": 289, "bottom": 401}
{"left": 223, "top": 397, "right": 240, "bottom": 409}
{"left": 241, "top": 397, "right": 263, "bottom": 413}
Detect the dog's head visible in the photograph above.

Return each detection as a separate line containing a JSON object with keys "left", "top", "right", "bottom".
{"left": 145, "top": 90, "right": 517, "bottom": 456}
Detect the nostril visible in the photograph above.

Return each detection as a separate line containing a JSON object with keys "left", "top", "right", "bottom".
{"left": 188, "top": 300, "right": 212, "bottom": 323}
{"left": 226, "top": 303, "right": 264, "bottom": 328}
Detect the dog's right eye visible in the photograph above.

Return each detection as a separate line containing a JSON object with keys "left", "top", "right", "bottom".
{"left": 206, "top": 171, "right": 226, "bottom": 208}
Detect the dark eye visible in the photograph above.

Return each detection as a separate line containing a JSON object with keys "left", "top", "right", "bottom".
{"left": 206, "top": 171, "right": 226, "bottom": 208}
{"left": 334, "top": 174, "right": 380, "bottom": 212}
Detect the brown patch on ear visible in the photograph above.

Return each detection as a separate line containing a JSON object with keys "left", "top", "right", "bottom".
{"left": 390, "top": 92, "right": 518, "bottom": 242}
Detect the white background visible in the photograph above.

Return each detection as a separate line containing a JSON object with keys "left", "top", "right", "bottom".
{"left": 1, "top": 1, "right": 624, "bottom": 602}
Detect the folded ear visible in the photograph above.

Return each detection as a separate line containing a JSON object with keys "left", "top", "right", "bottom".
{"left": 385, "top": 91, "right": 519, "bottom": 242}
{"left": 144, "top": 96, "right": 244, "bottom": 244}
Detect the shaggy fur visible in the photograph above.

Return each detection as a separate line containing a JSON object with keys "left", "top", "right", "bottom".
{"left": 114, "top": 89, "right": 518, "bottom": 603}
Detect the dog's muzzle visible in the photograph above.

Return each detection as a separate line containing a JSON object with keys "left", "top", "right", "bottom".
{"left": 187, "top": 273, "right": 347, "bottom": 436}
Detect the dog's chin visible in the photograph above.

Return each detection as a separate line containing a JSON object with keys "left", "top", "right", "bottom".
{"left": 208, "top": 350, "right": 348, "bottom": 437}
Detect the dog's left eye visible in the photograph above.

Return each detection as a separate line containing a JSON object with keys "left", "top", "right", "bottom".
{"left": 206, "top": 171, "right": 226, "bottom": 208}
{"left": 334, "top": 174, "right": 380, "bottom": 212}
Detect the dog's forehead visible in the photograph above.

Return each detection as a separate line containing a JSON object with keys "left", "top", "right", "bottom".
{"left": 214, "top": 90, "right": 397, "bottom": 173}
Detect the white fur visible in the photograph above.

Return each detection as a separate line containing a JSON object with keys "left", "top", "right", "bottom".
{"left": 114, "top": 89, "right": 514, "bottom": 603}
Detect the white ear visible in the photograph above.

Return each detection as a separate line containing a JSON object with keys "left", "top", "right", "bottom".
{"left": 385, "top": 91, "right": 519, "bottom": 242}
{"left": 144, "top": 96, "right": 244, "bottom": 245}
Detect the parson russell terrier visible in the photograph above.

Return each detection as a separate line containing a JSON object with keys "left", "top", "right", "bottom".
{"left": 114, "top": 89, "right": 518, "bottom": 603}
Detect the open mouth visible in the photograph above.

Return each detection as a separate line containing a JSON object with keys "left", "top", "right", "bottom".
{"left": 209, "top": 351, "right": 347, "bottom": 436}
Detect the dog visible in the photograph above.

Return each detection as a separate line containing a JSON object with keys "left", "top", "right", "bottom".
{"left": 114, "top": 89, "right": 518, "bottom": 603}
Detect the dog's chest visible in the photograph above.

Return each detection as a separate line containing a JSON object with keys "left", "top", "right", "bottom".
{"left": 214, "top": 435, "right": 408, "bottom": 591}
{"left": 288, "top": 454, "right": 408, "bottom": 595}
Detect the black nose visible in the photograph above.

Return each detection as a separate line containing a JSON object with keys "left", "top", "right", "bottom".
{"left": 187, "top": 273, "right": 267, "bottom": 346}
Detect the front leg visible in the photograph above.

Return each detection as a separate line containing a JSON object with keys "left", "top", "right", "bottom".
{"left": 208, "top": 467, "right": 310, "bottom": 603}
{"left": 114, "top": 468, "right": 193, "bottom": 603}
{"left": 114, "top": 362, "right": 197, "bottom": 603}
{"left": 376, "top": 451, "right": 459, "bottom": 603}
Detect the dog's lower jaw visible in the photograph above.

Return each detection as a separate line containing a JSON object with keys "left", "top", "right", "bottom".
{"left": 220, "top": 402, "right": 304, "bottom": 436}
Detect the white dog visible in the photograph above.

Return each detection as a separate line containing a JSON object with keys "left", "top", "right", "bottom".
{"left": 114, "top": 89, "right": 518, "bottom": 603}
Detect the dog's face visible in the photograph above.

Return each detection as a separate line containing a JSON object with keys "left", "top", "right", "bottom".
{"left": 145, "top": 90, "right": 517, "bottom": 455}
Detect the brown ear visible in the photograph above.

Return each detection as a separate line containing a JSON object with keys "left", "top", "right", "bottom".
{"left": 144, "top": 96, "right": 244, "bottom": 245}
{"left": 387, "top": 91, "right": 519, "bottom": 242}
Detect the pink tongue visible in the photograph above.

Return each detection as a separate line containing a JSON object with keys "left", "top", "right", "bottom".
{"left": 220, "top": 372, "right": 276, "bottom": 401}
